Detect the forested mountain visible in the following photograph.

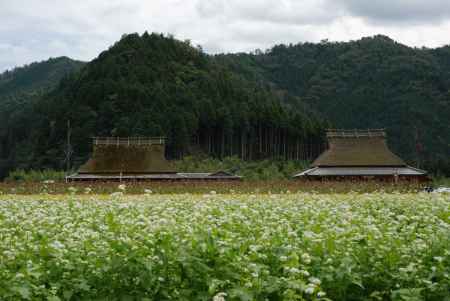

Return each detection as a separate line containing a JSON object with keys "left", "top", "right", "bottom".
{"left": 0, "top": 57, "right": 85, "bottom": 177}
{"left": 218, "top": 35, "right": 450, "bottom": 173}
{"left": 1, "top": 34, "right": 449, "bottom": 177}
{"left": 0, "top": 33, "right": 326, "bottom": 177}
{"left": 0, "top": 57, "right": 85, "bottom": 97}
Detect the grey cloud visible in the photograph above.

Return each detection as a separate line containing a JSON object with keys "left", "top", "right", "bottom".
{"left": 2, "top": 0, "right": 450, "bottom": 72}
{"left": 196, "top": 0, "right": 341, "bottom": 25}
{"left": 336, "top": 0, "right": 450, "bottom": 24}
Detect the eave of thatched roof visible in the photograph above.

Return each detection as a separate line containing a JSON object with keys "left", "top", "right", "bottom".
{"left": 66, "top": 172, "right": 242, "bottom": 181}
{"left": 293, "top": 166, "right": 427, "bottom": 177}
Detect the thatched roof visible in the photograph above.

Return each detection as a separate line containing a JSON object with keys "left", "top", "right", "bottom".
{"left": 78, "top": 137, "right": 175, "bottom": 174}
{"left": 312, "top": 129, "right": 406, "bottom": 167}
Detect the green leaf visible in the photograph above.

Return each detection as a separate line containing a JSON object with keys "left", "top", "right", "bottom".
{"left": 228, "top": 287, "right": 254, "bottom": 301}
{"left": 63, "top": 290, "right": 74, "bottom": 300}
{"left": 12, "top": 286, "right": 31, "bottom": 300}
{"left": 391, "top": 288, "right": 424, "bottom": 301}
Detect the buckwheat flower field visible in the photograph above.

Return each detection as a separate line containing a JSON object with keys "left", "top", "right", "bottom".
{"left": 0, "top": 193, "right": 449, "bottom": 300}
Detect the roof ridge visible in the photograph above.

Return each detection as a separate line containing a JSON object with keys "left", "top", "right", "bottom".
{"left": 326, "top": 129, "right": 386, "bottom": 138}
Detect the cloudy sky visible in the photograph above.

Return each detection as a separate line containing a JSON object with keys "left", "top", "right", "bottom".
{"left": 2, "top": 0, "right": 450, "bottom": 72}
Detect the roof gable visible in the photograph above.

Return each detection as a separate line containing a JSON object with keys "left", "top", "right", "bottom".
{"left": 312, "top": 129, "right": 406, "bottom": 167}
{"left": 79, "top": 137, "right": 175, "bottom": 174}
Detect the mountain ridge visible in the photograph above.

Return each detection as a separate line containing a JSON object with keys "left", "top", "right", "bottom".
{"left": 0, "top": 33, "right": 325, "bottom": 177}
{"left": 218, "top": 35, "right": 450, "bottom": 173}
{"left": 0, "top": 33, "right": 449, "bottom": 176}
{"left": 0, "top": 56, "right": 85, "bottom": 97}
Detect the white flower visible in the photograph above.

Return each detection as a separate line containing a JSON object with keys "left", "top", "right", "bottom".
{"left": 118, "top": 184, "right": 126, "bottom": 191}
{"left": 213, "top": 292, "right": 227, "bottom": 301}
{"left": 110, "top": 192, "right": 124, "bottom": 198}
{"left": 433, "top": 256, "right": 443, "bottom": 263}
{"left": 68, "top": 186, "right": 77, "bottom": 194}
{"left": 51, "top": 240, "right": 65, "bottom": 249}
{"left": 301, "top": 270, "right": 310, "bottom": 277}
{"left": 309, "top": 277, "right": 321, "bottom": 285}
{"left": 305, "top": 286, "right": 315, "bottom": 294}
{"left": 249, "top": 245, "right": 261, "bottom": 252}
{"left": 303, "top": 231, "right": 315, "bottom": 239}
{"left": 301, "top": 253, "right": 312, "bottom": 264}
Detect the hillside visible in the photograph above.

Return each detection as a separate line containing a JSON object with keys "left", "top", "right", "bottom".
{"left": 0, "top": 57, "right": 85, "bottom": 97}
{"left": 218, "top": 35, "right": 450, "bottom": 173}
{"left": 0, "top": 33, "right": 325, "bottom": 176}
{"left": 1, "top": 34, "right": 449, "bottom": 177}
{"left": 0, "top": 57, "right": 85, "bottom": 177}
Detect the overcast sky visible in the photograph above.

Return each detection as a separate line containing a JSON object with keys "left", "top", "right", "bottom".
{"left": 2, "top": 0, "right": 450, "bottom": 72}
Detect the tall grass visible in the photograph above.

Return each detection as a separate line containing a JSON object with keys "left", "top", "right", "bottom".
{"left": 6, "top": 169, "right": 67, "bottom": 182}
{"left": 175, "top": 156, "right": 310, "bottom": 180}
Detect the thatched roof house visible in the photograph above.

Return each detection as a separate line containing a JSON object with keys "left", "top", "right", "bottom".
{"left": 67, "top": 137, "right": 241, "bottom": 182}
{"left": 293, "top": 129, "right": 427, "bottom": 181}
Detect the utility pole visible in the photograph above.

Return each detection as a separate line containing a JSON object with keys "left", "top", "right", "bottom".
{"left": 414, "top": 126, "right": 422, "bottom": 168}
{"left": 64, "top": 120, "right": 73, "bottom": 174}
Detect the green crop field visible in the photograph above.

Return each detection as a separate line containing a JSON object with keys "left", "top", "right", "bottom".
{"left": 0, "top": 192, "right": 449, "bottom": 300}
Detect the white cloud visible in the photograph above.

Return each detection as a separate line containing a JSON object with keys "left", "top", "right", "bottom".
{"left": 1, "top": 0, "right": 450, "bottom": 71}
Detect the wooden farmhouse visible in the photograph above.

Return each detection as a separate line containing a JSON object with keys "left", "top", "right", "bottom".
{"left": 66, "top": 137, "right": 241, "bottom": 182}
{"left": 293, "top": 129, "right": 428, "bottom": 181}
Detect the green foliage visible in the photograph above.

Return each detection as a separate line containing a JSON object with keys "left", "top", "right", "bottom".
{"left": 0, "top": 57, "right": 85, "bottom": 96}
{"left": 0, "top": 193, "right": 449, "bottom": 300}
{"left": 432, "top": 176, "right": 450, "bottom": 187}
{"left": 6, "top": 169, "right": 67, "bottom": 182}
{"left": 175, "top": 156, "right": 310, "bottom": 180}
{"left": 0, "top": 57, "right": 85, "bottom": 178}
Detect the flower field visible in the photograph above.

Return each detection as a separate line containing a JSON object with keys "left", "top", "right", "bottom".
{"left": 0, "top": 193, "right": 449, "bottom": 300}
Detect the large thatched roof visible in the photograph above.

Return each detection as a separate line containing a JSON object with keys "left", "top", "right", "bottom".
{"left": 312, "top": 129, "right": 406, "bottom": 167}
{"left": 78, "top": 137, "right": 175, "bottom": 174}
